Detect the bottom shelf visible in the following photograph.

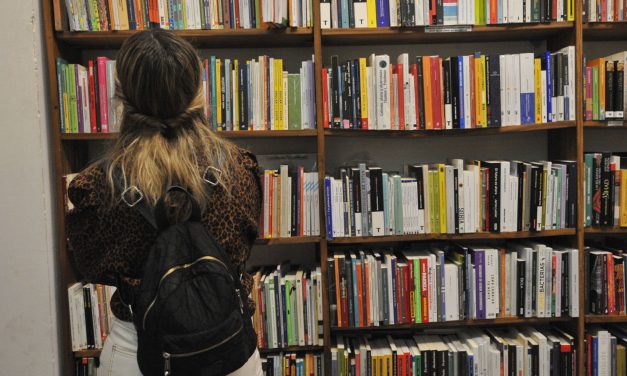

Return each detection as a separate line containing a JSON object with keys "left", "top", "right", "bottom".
{"left": 331, "top": 316, "right": 575, "bottom": 333}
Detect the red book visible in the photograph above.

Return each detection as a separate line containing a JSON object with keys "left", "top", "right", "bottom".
{"left": 407, "top": 260, "right": 415, "bottom": 322}
{"left": 420, "top": 258, "right": 429, "bottom": 323}
{"left": 204, "top": 59, "right": 211, "bottom": 119}
{"left": 356, "top": 261, "right": 364, "bottom": 327}
{"left": 299, "top": 167, "right": 304, "bottom": 236}
{"left": 430, "top": 0, "right": 437, "bottom": 24}
{"left": 431, "top": 57, "right": 442, "bottom": 129}
{"left": 469, "top": 55, "right": 476, "bottom": 128}
{"left": 411, "top": 63, "right": 419, "bottom": 130}
{"left": 403, "top": 263, "right": 411, "bottom": 323}
{"left": 552, "top": 0, "right": 557, "bottom": 19}
{"left": 608, "top": 253, "right": 616, "bottom": 314}
{"left": 395, "top": 264, "right": 403, "bottom": 323}
{"left": 586, "top": 335, "right": 592, "bottom": 376}
{"left": 395, "top": 64, "right": 405, "bottom": 130}
{"left": 601, "top": 0, "right": 607, "bottom": 20}
{"left": 151, "top": 0, "right": 160, "bottom": 24}
{"left": 223, "top": 0, "right": 232, "bottom": 29}
{"left": 96, "top": 57, "right": 109, "bottom": 133}
{"left": 322, "top": 68, "right": 330, "bottom": 128}
{"left": 234, "top": 0, "right": 241, "bottom": 28}
{"left": 87, "top": 60, "right": 98, "bottom": 133}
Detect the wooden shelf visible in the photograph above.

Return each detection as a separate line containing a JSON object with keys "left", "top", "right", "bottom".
{"left": 56, "top": 28, "right": 314, "bottom": 48}
{"left": 74, "top": 349, "right": 101, "bottom": 358}
{"left": 329, "top": 228, "right": 576, "bottom": 244}
{"left": 325, "top": 121, "right": 575, "bottom": 138}
{"left": 255, "top": 236, "right": 321, "bottom": 245}
{"left": 584, "top": 227, "right": 627, "bottom": 235}
{"left": 258, "top": 345, "right": 324, "bottom": 354}
{"left": 585, "top": 315, "right": 627, "bottom": 324}
{"left": 584, "top": 120, "right": 627, "bottom": 128}
{"left": 331, "top": 317, "right": 574, "bottom": 333}
{"left": 322, "top": 22, "right": 573, "bottom": 46}
{"left": 60, "top": 130, "right": 317, "bottom": 141}
{"left": 583, "top": 22, "right": 627, "bottom": 41}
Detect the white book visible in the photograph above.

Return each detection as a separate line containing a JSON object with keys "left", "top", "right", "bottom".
{"left": 105, "top": 60, "right": 118, "bottom": 132}
{"left": 295, "top": 271, "right": 305, "bottom": 346}
{"left": 367, "top": 55, "right": 377, "bottom": 129}
{"left": 525, "top": 0, "right": 531, "bottom": 21}
{"left": 511, "top": 54, "right": 521, "bottom": 125}
{"left": 422, "top": 165, "right": 430, "bottom": 234}
{"left": 509, "top": 251, "right": 518, "bottom": 317}
{"left": 598, "top": 330, "right": 611, "bottom": 376}
{"left": 541, "top": 70, "right": 548, "bottom": 123}
{"left": 408, "top": 76, "right": 417, "bottom": 130}
{"left": 375, "top": 55, "right": 391, "bottom": 130}
{"left": 458, "top": 0, "right": 465, "bottom": 24}
{"left": 389, "top": 0, "right": 399, "bottom": 26}
{"left": 544, "top": 246, "right": 553, "bottom": 317}
{"left": 415, "top": 0, "right": 425, "bottom": 25}
{"left": 445, "top": 165, "right": 456, "bottom": 234}
{"left": 78, "top": 66, "right": 91, "bottom": 133}
{"left": 68, "top": 283, "right": 82, "bottom": 350}
{"left": 504, "top": 253, "right": 511, "bottom": 316}
{"left": 320, "top": 1, "right": 331, "bottom": 28}
{"left": 510, "top": 0, "right": 522, "bottom": 23}
{"left": 411, "top": 180, "right": 420, "bottom": 234}
{"left": 502, "top": 0, "right": 509, "bottom": 23}
{"left": 463, "top": 56, "right": 472, "bottom": 128}
{"left": 428, "top": 253, "right": 438, "bottom": 322}
{"left": 463, "top": 170, "right": 472, "bottom": 233}
{"left": 560, "top": 46, "right": 576, "bottom": 121}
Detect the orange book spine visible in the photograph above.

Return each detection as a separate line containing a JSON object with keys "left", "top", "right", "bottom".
{"left": 423, "top": 57, "right": 433, "bottom": 130}
{"left": 356, "top": 261, "right": 364, "bottom": 327}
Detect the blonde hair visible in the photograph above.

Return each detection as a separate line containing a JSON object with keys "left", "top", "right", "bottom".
{"left": 103, "top": 30, "right": 239, "bottom": 209}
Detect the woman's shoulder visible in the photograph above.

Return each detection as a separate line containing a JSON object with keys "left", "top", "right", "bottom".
{"left": 68, "top": 163, "right": 109, "bottom": 210}
{"left": 234, "top": 146, "right": 259, "bottom": 173}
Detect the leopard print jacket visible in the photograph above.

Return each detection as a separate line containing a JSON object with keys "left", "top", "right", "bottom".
{"left": 66, "top": 148, "right": 261, "bottom": 322}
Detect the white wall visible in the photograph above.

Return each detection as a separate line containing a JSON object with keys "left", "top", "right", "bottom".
{"left": 0, "top": 0, "right": 60, "bottom": 375}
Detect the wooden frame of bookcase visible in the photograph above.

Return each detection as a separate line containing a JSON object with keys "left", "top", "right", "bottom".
{"left": 40, "top": 0, "right": 627, "bottom": 373}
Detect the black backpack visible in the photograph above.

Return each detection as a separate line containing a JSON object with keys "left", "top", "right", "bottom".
{"left": 114, "top": 178, "right": 257, "bottom": 376}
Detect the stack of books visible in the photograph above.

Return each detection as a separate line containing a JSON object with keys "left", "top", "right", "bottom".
{"left": 325, "top": 160, "right": 576, "bottom": 239}
{"left": 323, "top": 48, "right": 576, "bottom": 131}
{"left": 320, "top": 0, "right": 575, "bottom": 28}
{"left": 64, "top": 0, "right": 313, "bottom": 31}
{"left": 67, "top": 283, "right": 115, "bottom": 351}
{"left": 327, "top": 243, "right": 579, "bottom": 328}
{"left": 587, "top": 326, "right": 627, "bottom": 376}
{"left": 331, "top": 328, "right": 577, "bottom": 376}
{"left": 584, "top": 52, "right": 627, "bottom": 121}
{"left": 584, "top": 152, "right": 627, "bottom": 228}
{"left": 260, "top": 166, "right": 320, "bottom": 238}
{"left": 586, "top": 238, "right": 627, "bottom": 315}
{"left": 584, "top": 0, "right": 627, "bottom": 21}
{"left": 262, "top": 352, "right": 325, "bottom": 375}
{"left": 56, "top": 56, "right": 316, "bottom": 134}
{"left": 251, "top": 266, "right": 324, "bottom": 349}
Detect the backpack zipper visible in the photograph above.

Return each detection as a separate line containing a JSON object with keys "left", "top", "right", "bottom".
{"left": 162, "top": 323, "right": 243, "bottom": 375}
{"left": 143, "top": 255, "right": 233, "bottom": 330}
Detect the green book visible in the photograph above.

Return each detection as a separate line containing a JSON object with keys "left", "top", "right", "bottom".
{"left": 199, "top": 0, "right": 206, "bottom": 28}
{"left": 287, "top": 74, "right": 301, "bottom": 130}
{"left": 254, "top": 0, "right": 261, "bottom": 27}
{"left": 393, "top": 176, "right": 403, "bottom": 235}
{"left": 428, "top": 172, "right": 436, "bottom": 232}
{"left": 432, "top": 170, "right": 441, "bottom": 232}
{"left": 285, "top": 277, "right": 293, "bottom": 345}
{"left": 67, "top": 64, "right": 78, "bottom": 134}
{"left": 584, "top": 154, "right": 593, "bottom": 226}
{"left": 413, "top": 259, "right": 422, "bottom": 323}
{"left": 592, "top": 66, "right": 599, "bottom": 120}
{"left": 55, "top": 58, "right": 66, "bottom": 133}
{"left": 531, "top": 0, "right": 541, "bottom": 21}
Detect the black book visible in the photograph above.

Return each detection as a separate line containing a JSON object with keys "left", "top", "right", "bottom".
{"left": 592, "top": 153, "right": 603, "bottom": 225}
{"left": 451, "top": 56, "right": 460, "bottom": 129}
{"left": 483, "top": 162, "right": 501, "bottom": 232}
{"left": 220, "top": 60, "right": 226, "bottom": 131}
{"left": 350, "top": 61, "right": 358, "bottom": 129}
{"left": 127, "top": 0, "right": 137, "bottom": 30}
{"left": 416, "top": 56, "right": 426, "bottom": 129}
{"left": 291, "top": 168, "right": 298, "bottom": 236}
{"left": 437, "top": 349, "right": 448, "bottom": 376}
{"left": 487, "top": 54, "right": 501, "bottom": 127}
{"left": 508, "top": 344, "right": 516, "bottom": 376}
{"left": 600, "top": 152, "right": 612, "bottom": 226}
{"left": 91, "top": 60, "right": 101, "bottom": 133}
{"left": 353, "top": 60, "right": 362, "bottom": 129}
{"left": 516, "top": 162, "right": 525, "bottom": 231}
{"left": 529, "top": 165, "right": 541, "bottom": 231}
{"left": 517, "top": 258, "right": 526, "bottom": 317}
{"left": 369, "top": 167, "right": 385, "bottom": 236}
{"left": 406, "top": 0, "right": 416, "bottom": 25}
{"left": 239, "top": 63, "right": 248, "bottom": 130}
{"left": 606, "top": 61, "right": 615, "bottom": 118}
{"left": 443, "top": 58, "right": 452, "bottom": 129}
{"left": 616, "top": 61, "right": 625, "bottom": 118}
{"left": 436, "top": 0, "right": 444, "bottom": 24}
{"left": 350, "top": 167, "right": 362, "bottom": 236}
{"left": 331, "top": 56, "right": 341, "bottom": 128}
{"left": 342, "top": 62, "right": 352, "bottom": 128}
{"left": 327, "top": 257, "right": 337, "bottom": 327}
{"left": 345, "top": 254, "right": 354, "bottom": 327}
{"left": 562, "top": 252, "right": 569, "bottom": 316}
{"left": 83, "top": 286, "right": 95, "bottom": 349}
{"left": 348, "top": 0, "right": 355, "bottom": 27}
{"left": 588, "top": 251, "right": 601, "bottom": 314}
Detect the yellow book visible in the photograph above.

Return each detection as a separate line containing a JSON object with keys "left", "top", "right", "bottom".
{"left": 567, "top": 0, "right": 574, "bottom": 20}
{"left": 621, "top": 169, "right": 627, "bottom": 227}
{"left": 366, "top": 0, "right": 377, "bottom": 27}
{"left": 474, "top": 56, "right": 483, "bottom": 127}
{"left": 117, "top": 0, "right": 129, "bottom": 30}
{"left": 534, "top": 58, "right": 542, "bottom": 124}
{"left": 480, "top": 55, "right": 487, "bottom": 127}
{"left": 617, "top": 344, "right": 626, "bottom": 376}
{"left": 382, "top": 351, "right": 389, "bottom": 376}
{"left": 182, "top": 0, "right": 188, "bottom": 29}
{"left": 63, "top": 92, "right": 70, "bottom": 132}
{"left": 273, "top": 59, "right": 280, "bottom": 130}
{"left": 277, "top": 59, "right": 284, "bottom": 130}
{"left": 216, "top": 59, "right": 222, "bottom": 129}
{"left": 438, "top": 164, "right": 447, "bottom": 234}
{"left": 233, "top": 59, "right": 239, "bottom": 130}
{"left": 359, "top": 58, "right": 368, "bottom": 127}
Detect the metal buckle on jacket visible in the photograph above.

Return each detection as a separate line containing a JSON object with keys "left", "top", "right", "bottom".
{"left": 121, "top": 186, "right": 144, "bottom": 207}
{"left": 203, "top": 166, "right": 223, "bottom": 186}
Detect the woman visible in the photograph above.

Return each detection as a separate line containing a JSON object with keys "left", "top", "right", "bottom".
{"left": 66, "top": 30, "right": 262, "bottom": 375}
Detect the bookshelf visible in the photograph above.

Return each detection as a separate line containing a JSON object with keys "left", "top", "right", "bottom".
{"left": 39, "top": 0, "right": 626, "bottom": 374}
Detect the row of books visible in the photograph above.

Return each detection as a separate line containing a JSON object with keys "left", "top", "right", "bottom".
{"left": 584, "top": 152, "right": 627, "bottom": 228}
{"left": 67, "top": 283, "right": 115, "bottom": 351}
{"left": 260, "top": 167, "right": 320, "bottom": 238}
{"left": 251, "top": 265, "right": 325, "bottom": 348}
{"left": 262, "top": 352, "right": 325, "bottom": 375}
{"left": 65, "top": 0, "right": 312, "bottom": 31}
{"left": 585, "top": 238, "right": 627, "bottom": 315}
{"left": 56, "top": 55, "right": 316, "bottom": 134}
{"left": 320, "top": 0, "right": 574, "bottom": 28}
{"left": 587, "top": 326, "right": 627, "bottom": 376}
{"left": 331, "top": 327, "right": 577, "bottom": 376}
{"left": 584, "top": 52, "right": 627, "bottom": 121}
{"left": 203, "top": 56, "right": 316, "bottom": 132}
{"left": 327, "top": 243, "right": 579, "bottom": 329}
{"left": 322, "top": 48, "right": 575, "bottom": 131}
{"left": 73, "top": 357, "right": 97, "bottom": 376}
{"left": 584, "top": 0, "right": 627, "bottom": 21}
{"left": 324, "top": 160, "right": 576, "bottom": 240}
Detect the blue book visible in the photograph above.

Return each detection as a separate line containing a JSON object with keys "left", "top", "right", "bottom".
{"left": 56, "top": 59, "right": 66, "bottom": 133}
{"left": 210, "top": 56, "right": 217, "bottom": 130}
{"left": 473, "top": 249, "right": 486, "bottom": 319}
{"left": 520, "top": 54, "right": 535, "bottom": 124}
{"left": 325, "top": 177, "right": 333, "bottom": 240}
{"left": 545, "top": 52, "right": 553, "bottom": 122}
{"left": 341, "top": 0, "right": 350, "bottom": 27}
{"left": 376, "top": 0, "right": 390, "bottom": 26}
{"left": 391, "top": 257, "right": 398, "bottom": 323}
{"left": 592, "top": 335, "right": 598, "bottom": 376}
{"left": 458, "top": 57, "right": 465, "bottom": 128}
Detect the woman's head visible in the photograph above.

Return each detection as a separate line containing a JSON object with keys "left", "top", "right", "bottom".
{"left": 106, "top": 30, "right": 238, "bottom": 207}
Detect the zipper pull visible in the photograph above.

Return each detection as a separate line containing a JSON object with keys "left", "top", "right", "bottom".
{"left": 235, "top": 289, "right": 244, "bottom": 314}
{"left": 163, "top": 352, "right": 171, "bottom": 376}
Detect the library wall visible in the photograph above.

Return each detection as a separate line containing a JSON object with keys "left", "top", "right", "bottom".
{"left": 0, "top": 1, "right": 60, "bottom": 375}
